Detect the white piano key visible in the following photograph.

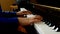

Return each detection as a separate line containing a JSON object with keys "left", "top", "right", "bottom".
{"left": 34, "top": 22, "right": 60, "bottom": 34}
{"left": 20, "top": 8, "right": 27, "bottom": 11}
{"left": 34, "top": 22, "right": 45, "bottom": 34}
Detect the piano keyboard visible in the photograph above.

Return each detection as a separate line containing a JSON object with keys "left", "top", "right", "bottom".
{"left": 19, "top": 8, "right": 60, "bottom": 34}
{"left": 34, "top": 22, "right": 60, "bottom": 34}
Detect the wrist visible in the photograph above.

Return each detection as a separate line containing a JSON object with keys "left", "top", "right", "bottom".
{"left": 16, "top": 12, "right": 19, "bottom": 15}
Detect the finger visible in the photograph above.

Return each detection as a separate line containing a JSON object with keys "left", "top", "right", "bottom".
{"left": 18, "top": 10, "right": 32, "bottom": 13}
{"left": 34, "top": 15, "right": 43, "bottom": 20}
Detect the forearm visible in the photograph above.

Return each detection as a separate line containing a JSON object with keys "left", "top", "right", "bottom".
{"left": 0, "top": 12, "right": 17, "bottom": 17}
{"left": 0, "top": 17, "right": 18, "bottom": 24}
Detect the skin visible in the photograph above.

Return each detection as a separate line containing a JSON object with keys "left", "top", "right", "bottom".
{"left": 17, "top": 15, "right": 43, "bottom": 33}
{"left": 16, "top": 10, "right": 32, "bottom": 15}
{"left": 16, "top": 10, "right": 43, "bottom": 33}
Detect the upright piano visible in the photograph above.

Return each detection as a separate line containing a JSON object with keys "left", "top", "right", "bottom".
{"left": 16, "top": 0, "right": 60, "bottom": 34}
{"left": 30, "top": 2, "right": 60, "bottom": 34}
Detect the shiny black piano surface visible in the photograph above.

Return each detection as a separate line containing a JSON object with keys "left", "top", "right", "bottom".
{"left": 37, "top": 0, "right": 60, "bottom": 8}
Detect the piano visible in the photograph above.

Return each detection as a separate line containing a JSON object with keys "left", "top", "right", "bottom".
{"left": 19, "top": 7, "right": 60, "bottom": 34}
{"left": 16, "top": 0, "right": 60, "bottom": 34}
{"left": 31, "top": 3, "right": 60, "bottom": 34}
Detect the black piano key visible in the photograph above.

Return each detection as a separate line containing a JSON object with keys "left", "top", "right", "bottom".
{"left": 53, "top": 25, "right": 58, "bottom": 30}
{"left": 56, "top": 27, "right": 60, "bottom": 32}
{"left": 48, "top": 21, "right": 55, "bottom": 27}
{"left": 56, "top": 24, "right": 60, "bottom": 32}
{"left": 47, "top": 22, "right": 50, "bottom": 25}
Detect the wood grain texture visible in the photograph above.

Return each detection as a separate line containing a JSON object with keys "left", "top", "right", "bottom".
{"left": 0, "top": 0, "right": 16, "bottom": 11}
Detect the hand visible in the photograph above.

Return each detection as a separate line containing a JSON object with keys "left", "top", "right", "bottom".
{"left": 18, "top": 17, "right": 34, "bottom": 25}
{"left": 33, "top": 15, "right": 43, "bottom": 23}
{"left": 17, "top": 15, "right": 43, "bottom": 33}
{"left": 18, "top": 15, "right": 43, "bottom": 26}
{"left": 17, "top": 10, "right": 32, "bottom": 15}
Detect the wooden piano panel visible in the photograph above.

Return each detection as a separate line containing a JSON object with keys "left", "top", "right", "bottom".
{"left": 0, "top": 0, "right": 16, "bottom": 11}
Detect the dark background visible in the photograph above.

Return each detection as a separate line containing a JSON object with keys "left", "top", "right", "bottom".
{"left": 37, "top": 0, "right": 60, "bottom": 7}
